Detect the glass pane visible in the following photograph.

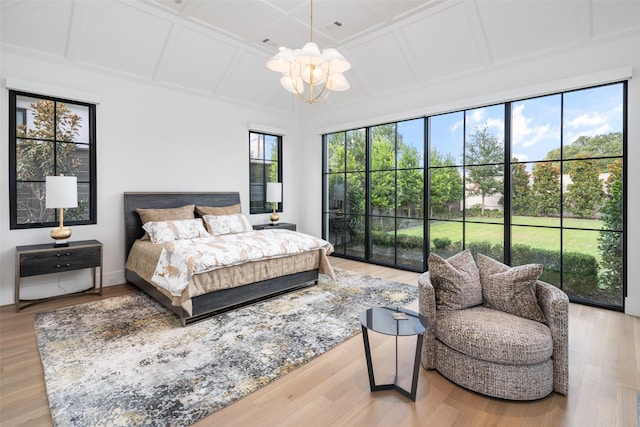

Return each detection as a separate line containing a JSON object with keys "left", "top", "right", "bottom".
{"left": 429, "top": 112, "right": 463, "bottom": 166}
{"left": 327, "top": 173, "right": 345, "bottom": 214}
{"left": 326, "top": 212, "right": 346, "bottom": 256}
{"left": 345, "top": 215, "right": 365, "bottom": 258}
{"left": 429, "top": 220, "right": 463, "bottom": 259}
{"left": 597, "top": 230, "right": 623, "bottom": 307}
{"left": 562, "top": 84, "right": 623, "bottom": 161}
{"left": 16, "top": 140, "right": 55, "bottom": 180}
{"left": 429, "top": 166, "right": 463, "bottom": 220}
{"left": 465, "top": 222, "right": 503, "bottom": 262}
{"left": 56, "top": 142, "right": 90, "bottom": 181}
{"left": 512, "top": 225, "right": 560, "bottom": 287}
{"left": 511, "top": 94, "right": 561, "bottom": 162}
{"left": 249, "top": 133, "right": 263, "bottom": 160}
{"left": 464, "top": 165, "right": 504, "bottom": 221}
{"left": 397, "top": 118, "right": 424, "bottom": 166}
{"left": 397, "top": 169, "right": 423, "bottom": 218}
{"left": 371, "top": 124, "right": 395, "bottom": 171}
{"left": 370, "top": 171, "right": 395, "bottom": 216}
{"left": 16, "top": 182, "right": 52, "bottom": 225}
{"left": 370, "top": 216, "right": 395, "bottom": 264}
{"left": 249, "top": 162, "right": 264, "bottom": 184}
{"left": 345, "top": 172, "right": 365, "bottom": 215}
{"left": 397, "top": 218, "right": 424, "bottom": 269}
{"left": 66, "top": 182, "right": 91, "bottom": 221}
{"left": 57, "top": 102, "right": 90, "bottom": 143}
{"left": 249, "top": 183, "right": 265, "bottom": 212}
{"left": 562, "top": 159, "right": 608, "bottom": 226}
{"left": 327, "top": 132, "right": 345, "bottom": 173}
{"left": 562, "top": 229, "right": 621, "bottom": 307}
{"left": 16, "top": 95, "right": 54, "bottom": 139}
{"left": 529, "top": 162, "right": 561, "bottom": 225}
{"left": 600, "top": 159, "right": 623, "bottom": 232}
{"left": 511, "top": 162, "right": 532, "bottom": 219}
{"left": 264, "top": 135, "right": 279, "bottom": 161}
{"left": 346, "top": 129, "right": 366, "bottom": 172}
{"left": 465, "top": 104, "right": 505, "bottom": 166}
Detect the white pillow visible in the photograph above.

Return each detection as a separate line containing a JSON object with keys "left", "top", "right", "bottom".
{"left": 142, "top": 218, "right": 210, "bottom": 244}
{"left": 203, "top": 214, "right": 253, "bottom": 236}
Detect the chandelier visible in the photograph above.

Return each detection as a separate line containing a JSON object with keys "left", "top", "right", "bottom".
{"left": 266, "top": 0, "right": 351, "bottom": 104}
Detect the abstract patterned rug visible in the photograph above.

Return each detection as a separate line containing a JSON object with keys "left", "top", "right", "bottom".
{"left": 35, "top": 269, "right": 418, "bottom": 427}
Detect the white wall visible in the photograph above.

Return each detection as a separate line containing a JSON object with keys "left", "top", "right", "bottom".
{"left": 298, "top": 34, "right": 640, "bottom": 316}
{"left": 0, "top": 51, "right": 300, "bottom": 306}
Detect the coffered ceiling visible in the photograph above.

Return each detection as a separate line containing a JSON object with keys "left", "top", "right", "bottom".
{"left": 2, "top": 0, "right": 639, "bottom": 115}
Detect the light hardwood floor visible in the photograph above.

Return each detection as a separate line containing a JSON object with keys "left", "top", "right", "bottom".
{"left": 1, "top": 257, "right": 639, "bottom": 426}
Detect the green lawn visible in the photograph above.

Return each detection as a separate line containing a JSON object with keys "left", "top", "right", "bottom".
{"left": 397, "top": 216, "right": 604, "bottom": 259}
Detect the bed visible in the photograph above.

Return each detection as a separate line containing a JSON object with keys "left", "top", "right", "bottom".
{"left": 124, "top": 192, "right": 335, "bottom": 325}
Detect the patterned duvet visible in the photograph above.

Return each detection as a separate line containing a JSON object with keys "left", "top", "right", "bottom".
{"left": 150, "top": 229, "right": 334, "bottom": 295}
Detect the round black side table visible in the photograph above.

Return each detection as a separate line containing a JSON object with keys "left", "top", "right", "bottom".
{"left": 359, "top": 306, "right": 428, "bottom": 401}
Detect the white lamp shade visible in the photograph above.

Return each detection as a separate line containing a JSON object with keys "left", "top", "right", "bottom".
{"left": 327, "top": 73, "right": 350, "bottom": 91}
{"left": 322, "top": 48, "right": 351, "bottom": 73}
{"left": 266, "top": 182, "right": 282, "bottom": 203}
{"left": 296, "top": 42, "right": 323, "bottom": 65}
{"left": 46, "top": 176, "right": 78, "bottom": 208}
{"left": 280, "top": 75, "right": 304, "bottom": 94}
{"left": 266, "top": 48, "right": 295, "bottom": 73}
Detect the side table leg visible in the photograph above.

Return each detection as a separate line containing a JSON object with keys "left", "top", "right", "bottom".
{"left": 361, "top": 325, "right": 376, "bottom": 391}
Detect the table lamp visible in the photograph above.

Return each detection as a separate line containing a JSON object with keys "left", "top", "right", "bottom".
{"left": 46, "top": 175, "right": 78, "bottom": 247}
{"left": 266, "top": 182, "right": 282, "bottom": 224}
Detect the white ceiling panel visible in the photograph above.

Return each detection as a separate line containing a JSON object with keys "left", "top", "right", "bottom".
{"left": 592, "top": 0, "right": 640, "bottom": 39}
{"left": 2, "top": 0, "right": 640, "bottom": 114}
{"left": 399, "top": 3, "right": 485, "bottom": 82}
{"left": 347, "top": 31, "right": 419, "bottom": 95}
{"left": 217, "top": 49, "right": 293, "bottom": 111}
{"left": 477, "top": 0, "right": 581, "bottom": 64}
{"left": 0, "top": 0, "right": 73, "bottom": 58}
{"left": 159, "top": 26, "right": 239, "bottom": 92}
{"left": 74, "top": 1, "right": 173, "bottom": 78}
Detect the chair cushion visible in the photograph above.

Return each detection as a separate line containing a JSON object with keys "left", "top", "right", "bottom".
{"left": 477, "top": 254, "right": 547, "bottom": 323}
{"left": 428, "top": 250, "right": 483, "bottom": 310}
{"left": 436, "top": 306, "right": 553, "bottom": 365}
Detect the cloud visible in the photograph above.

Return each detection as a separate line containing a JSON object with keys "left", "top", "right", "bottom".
{"left": 512, "top": 152, "right": 528, "bottom": 162}
{"left": 564, "top": 111, "right": 612, "bottom": 142}
{"left": 512, "top": 103, "right": 552, "bottom": 148}
{"left": 450, "top": 120, "right": 463, "bottom": 133}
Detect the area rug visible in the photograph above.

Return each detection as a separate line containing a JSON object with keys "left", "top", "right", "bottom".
{"left": 35, "top": 269, "right": 418, "bottom": 427}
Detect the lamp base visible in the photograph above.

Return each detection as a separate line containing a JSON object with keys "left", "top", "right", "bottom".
{"left": 51, "top": 227, "right": 72, "bottom": 247}
{"left": 269, "top": 212, "right": 280, "bottom": 224}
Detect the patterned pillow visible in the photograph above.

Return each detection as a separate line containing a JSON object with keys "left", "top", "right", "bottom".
{"left": 142, "top": 219, "right": 209, "bottom": 244}
{"left": 136, "top": 205, "right": 195, "bottom": 240}
{"left": 195, "top": 204, "right": 241, "bottom": 216}
{"left": 203, "top": 214, "right": 253, "bottom": 236}
{"left": 477, "top": 253, "right": 547, "bottom": 323}
{"left": 428, "top": 250, "right": 483, "bottom": 310}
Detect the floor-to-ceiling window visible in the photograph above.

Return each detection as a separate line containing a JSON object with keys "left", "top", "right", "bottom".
{"left": 323, "top": 81, "right": 626, "bottom": 310}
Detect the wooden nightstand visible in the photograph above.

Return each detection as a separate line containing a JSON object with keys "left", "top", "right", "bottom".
{"left": 253, "top": 222, "right": 297, "bottom": 231}
{"left": 15, "top": 239, "right": 103, "bottom": 312}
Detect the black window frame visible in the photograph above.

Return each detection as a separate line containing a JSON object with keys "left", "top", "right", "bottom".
{"left": 249, "top": 131, "right": 283, "bottom": 214}
{"left": 9, "top": 90, "right": 97, "bottom": 229}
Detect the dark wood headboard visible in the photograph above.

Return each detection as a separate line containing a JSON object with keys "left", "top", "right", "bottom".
{"left": 123, "top": 192, "right": 241, "bottom": 258}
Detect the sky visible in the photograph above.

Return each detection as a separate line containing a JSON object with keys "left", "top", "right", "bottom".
{"left": 423, "top": 82, "right": 624, "bottom": 167}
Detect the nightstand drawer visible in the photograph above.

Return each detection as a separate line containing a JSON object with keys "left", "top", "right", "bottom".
{"left": 19, "top": 246, "right": 101, "bottom": 277}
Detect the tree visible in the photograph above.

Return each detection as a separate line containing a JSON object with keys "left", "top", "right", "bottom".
{"left": 16, "top": 100, "right": 82, "bottom": 223}
{"left": 397, "top": 144, "right": 423, "bottom": 217}
{"left": 370, "top": 125, "right": 396, "bottom": 219}
{"left": 598, "top": 159, "right": 623, "bottom": 292}
{"left": 545, "top": 132, "right": 623, "bottom": 173}
{"left": 429, "top": 149, "right": 463, "bottom": 217}
{"left": 531, "top": 162, "right": 560, "bottom": 216}
{"left": 511, "top": 161, "right": 531, "bottom": 216}
{"left": 564, "top": 157, "right": 604, "bottom": 218}
{"left": 465, "top": 125, "right": 504, "bottom": 216}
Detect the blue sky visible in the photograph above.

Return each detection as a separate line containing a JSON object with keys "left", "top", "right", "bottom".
{"left": 422, "top": 82, "right": 624, "bottom": 166}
